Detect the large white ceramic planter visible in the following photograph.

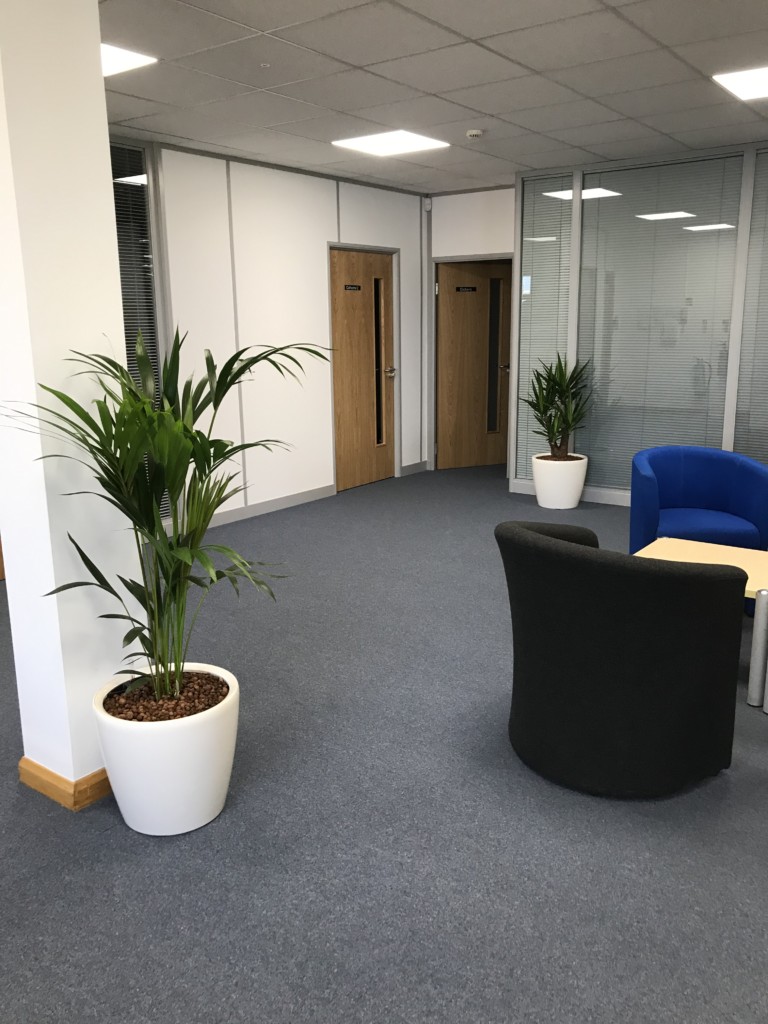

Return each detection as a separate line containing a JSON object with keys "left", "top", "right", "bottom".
{"left": 531, "top": 453, "right": 589, "bottom": 509}
{"left": 93, "top": 663, "right": 239, "bottom": 836}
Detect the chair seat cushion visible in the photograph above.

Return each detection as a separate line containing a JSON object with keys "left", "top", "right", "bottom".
{"left": 659, "top": 507, "right": 761, "bottom": 549}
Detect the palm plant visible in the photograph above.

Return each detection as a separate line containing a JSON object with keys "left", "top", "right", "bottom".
{"left": 31, "top": 329, "right": 325, "bottom": 700}
{"left": 524, "top": 354, "right": 592, "bottom": 459}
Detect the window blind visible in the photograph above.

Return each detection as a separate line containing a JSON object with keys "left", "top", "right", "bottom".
{"left": 515, "top": 174, "right": 572, "bottom": 478}
{"left": 735, "top": 150, "right": 768, "bottom": 463}
{"left": 110, "top": 144, "right": 160, "bottom": 393}
{"left": 577, "top": 157, "right": 742, "bottom": 488}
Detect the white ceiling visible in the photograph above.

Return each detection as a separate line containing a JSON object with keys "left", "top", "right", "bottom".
{"left": 101, "top": 0, "right": 768, "bottom": 194}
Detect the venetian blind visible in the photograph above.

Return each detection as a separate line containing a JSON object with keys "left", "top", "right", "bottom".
{"left": 515, "top": 174, "right": 572, "bottom": 479}
{"left": 577, "top": 157, "right": 742, "bottom": 488}
{"left": 735, "top": 150, "right": 768, "bottom": 463}
{"left": 110, "top": 144, "right": 160, "bottom": 392}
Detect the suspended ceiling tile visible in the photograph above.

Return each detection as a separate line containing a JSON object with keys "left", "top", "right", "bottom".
{"left": 548, "top": 119, "right": 663, "bottom": 146}
{"left": 273, "top": 113, "right": 389, "bottom": 142}
{"left": 193, "top": 90, "right": 329, "bottom": 126}
{"left": 105, "top": 92, "right": 173, "bottom": 122}
{"left": 209, "top": 127, "right": 344, "bottom": 163}
{"left": 271, "top": 70, "right": 422, "bottom": 111}
{"left": 605, "top": 79, "right": 735, "bottom": 118}
{"left": 473, "top": 133, "right": 574, "bottom": 160}
{"left": 423, "top": 117, "right": 532, "bottom": 146}
{"left": 509, "top": 99, "right": 624, "bottom": 132}
{"left": 99, "top": 0, "right": 256, "bottom": 59}
{"left": 105, "top": 63, "right": 252, "bottom": 105}
{"left": 548, "top": 49, "right": 698, "bottom": 97}
{"left": 671, "top": 31, "right": 768, "bottom": 76}
{"left": 445, "top": 77, "right": 581, "bottom": 116}
{"left": 618, "top": 0, "right": 768, "bottom": 46}
{"left": 272, "top": 2, "right": 461, "bottom": 66}
{"left": 584, "top": 136, "right": 693, "bottom": 159}
{"left": 177, "top": 0, "right": 369, "bottom": 31}
{"left": 672, "top": 121, "right": 768, "bottom": 148}
{"left": 640, "top": 102, "right": 763, "bottom": 133}
{"left": 392, "top": 144, "right": 499, "bottom": 166}
{"left": 368, "top": 44, "right": 527, "bottom": 94}
{"left": 481, "top": 11, "right": 658, "bottom": 72}
{"left": 444, "top": 154, "right": 523, "bottom": 179}
{"left": 120, "top": 108, "right": 252, "bottom": 139}
{"left": 177, "top": 35, "right": 347, "bottom": 88}
{"left": 521, "top": 146, "right": 599, "bottom": 168}
{"left": 398, "top": 0, "right": 602, "bottom": 38}
{"left": 354, "top": 96, "right": 478, "bottom": 129}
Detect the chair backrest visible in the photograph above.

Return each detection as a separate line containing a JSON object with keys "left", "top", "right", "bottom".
{"left": 494, "top": 520, "right": 746, "bottom": 797}
{"left": 636, "top": 445, "right": 764, "bottom": 514}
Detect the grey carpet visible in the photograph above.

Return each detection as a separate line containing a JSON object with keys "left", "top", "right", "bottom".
{"left": 1, "top": 466, "right": 767, "bottom": 1024}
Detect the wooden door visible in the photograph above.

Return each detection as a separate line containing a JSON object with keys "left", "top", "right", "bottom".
{"left": 330, "top": 249, "right": 395, "bottom": 491}
{"left": 436, "top": 260, "right": 512, "bottom": 469}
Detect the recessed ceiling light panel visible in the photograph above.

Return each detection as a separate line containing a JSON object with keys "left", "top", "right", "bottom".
{"left": 713, "top": 65, "right": 768, "bottom": 100}
{"left": 524, "top": 236, "right": 557, "bottom": 242}
{"left": 543, "top": 188, "right": 622, "bottom": 200}
{"left": 636, "top": 211, "right": 695, "bottom": 220}
{"left": 331, "top": 130, "right": 450, "bottom": 156}
{"left": 101, "top": 43, "right": 157, "bottom": 77}
{"left": 683, "top": 223, "right": 735, "bottom": 231}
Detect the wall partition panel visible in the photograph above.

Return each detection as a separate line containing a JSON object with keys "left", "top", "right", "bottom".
{"left": 577, "top": 157, "right": 742, "bottom": 488}
{"left": 515, "top": 174, "right": 572, "bottom": 478}
{"left": 735, "top": 150, "right": 768, "bottom": 463}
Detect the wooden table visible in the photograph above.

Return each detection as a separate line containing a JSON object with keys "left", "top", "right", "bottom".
{"left": 636, "top": 537, "right": 768, "bottom": 710}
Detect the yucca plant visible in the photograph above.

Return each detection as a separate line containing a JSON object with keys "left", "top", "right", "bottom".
{"left": 30, "top": 329, "right": 325, "bottom": 700}
{"left": 524, "top": 354, "right": 592, "bottom": 459}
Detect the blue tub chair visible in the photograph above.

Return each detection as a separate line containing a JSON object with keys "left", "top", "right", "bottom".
{"left": 629, "top": 446, "right": 768, "bottom": 554}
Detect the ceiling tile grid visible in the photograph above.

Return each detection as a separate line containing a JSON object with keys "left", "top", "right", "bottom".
{"left": 100, "top": 0, "right": 768, "bottom": 193}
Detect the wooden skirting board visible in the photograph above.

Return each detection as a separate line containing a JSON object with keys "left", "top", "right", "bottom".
{"left": 18, "top": 756, "right": 111, "bottom": 811}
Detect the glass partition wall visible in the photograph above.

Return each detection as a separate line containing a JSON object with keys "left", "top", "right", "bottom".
{"left": 513, "top": 151, "right": 763, "bottom": 493}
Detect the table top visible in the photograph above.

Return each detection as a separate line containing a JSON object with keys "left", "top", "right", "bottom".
{"left": 635, "top": 537, "right": 768, "bottom": 598}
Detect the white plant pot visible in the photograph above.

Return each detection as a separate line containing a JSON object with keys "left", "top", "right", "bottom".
{"left": 531, "top": 453, "right": 589, "bottom": 509}
{"left": 93, "top": 663, "right": 239, "bottom": 836}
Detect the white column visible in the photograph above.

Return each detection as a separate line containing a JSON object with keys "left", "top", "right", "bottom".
{"left": 0, "top": 0, "right": 135, "bottom": 782}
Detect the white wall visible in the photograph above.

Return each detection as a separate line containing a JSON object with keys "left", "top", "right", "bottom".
{"left": 339, "top": 183, "right": 423, "bottom": 468}
{"left": 229, "top": 163, "right": 336, "bottom": 502}
{"left": 432, "top": 189, "right": 515, "bottom": 259}
{"left": 158, "top": 152, "right": 432, "bottom": 512}
{"left": 0, "top": 0, "right": 134, "bottom": 780}
{"left": 160, "top": 149, "right": 243, "bottom": 511}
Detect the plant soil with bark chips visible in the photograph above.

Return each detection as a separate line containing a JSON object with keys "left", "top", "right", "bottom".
{"left": 103, "top": 671, "right": 229, "bottom": 722}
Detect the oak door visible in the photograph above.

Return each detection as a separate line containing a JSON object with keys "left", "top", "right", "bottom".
{"left": 436, "top": 260, "right": 512, "bottom": 469}
{"left": 330, "top": 249, "right": 395, "bottom": 491}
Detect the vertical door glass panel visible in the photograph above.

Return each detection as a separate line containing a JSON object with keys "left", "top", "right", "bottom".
{"left": 736, "top": 150, "right": 768, "bottom": 463}
{"left": 373, "top": 277, "right": 384, "bottom": 445}
{"left": 110, "top": 144, "right": 160, "bottom": 391}
{"left": 487, "top": 278, "right": 502, "bottom": 432}
{"left": 516, "top": 174, "right": 572, "bottom": 478}
{"left": 578, "top": 157, "right": 742, "bottom": 488}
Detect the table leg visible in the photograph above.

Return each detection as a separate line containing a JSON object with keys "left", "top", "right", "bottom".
{"left": 748, "top": 589, "right": 768, "bottom": 707}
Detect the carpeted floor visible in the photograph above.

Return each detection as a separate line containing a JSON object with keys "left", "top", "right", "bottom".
{"left": 1, "top": 466, "right": 767, "bottom": 1024}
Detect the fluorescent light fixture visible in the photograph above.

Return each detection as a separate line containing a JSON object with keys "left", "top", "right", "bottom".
{"left": 331, "top": 130, "right": 449, "bottom": 156}
{"left": 636, "top": 211, "right": 695, "bottom": 221}
{"left": 524, "top": 236, "right": 557, "bottom": 242}
{"left": 713, "top": 65, "right": 768, "bottom": 100}
{"left": 683, "top": 223, "right": 735, "bottom": 231}
{"left": 543, "top": 188, "right": 621, "bottom": 200}
{"left": 113, "top": 174, "right": 148, "bottom": 186}
{"left": 101, "top": 43, "right": 157, "bottom": 77}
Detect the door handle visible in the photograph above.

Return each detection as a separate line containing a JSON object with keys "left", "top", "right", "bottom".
{"left": 499, "top": 363, "right": 510, "bottom": 373}
{"left": 384, "top": 366, "right": 397, "bottom": 379}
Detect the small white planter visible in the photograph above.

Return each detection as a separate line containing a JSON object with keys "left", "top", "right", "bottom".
{"left": 93, "top": 663, "right": 239, "bottom": 836}
{"left": 531, "top": 453, "right": 589, "bottom": 509}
